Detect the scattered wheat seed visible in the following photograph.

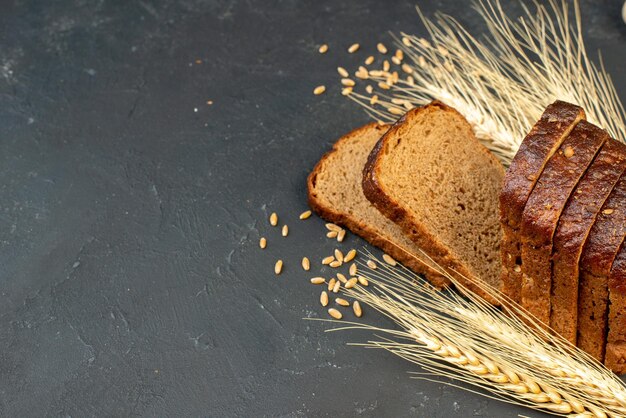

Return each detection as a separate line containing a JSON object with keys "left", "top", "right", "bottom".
{"left": 365, "top": 85, "right": 373, "bottom": 94}
{"left": 299, "top": 210, "right": 312, "bottom": 220}
{"left": 377, "top": 43, "right": 388, "bottom": 54}
{"left": 395, "top": 49, "right": 404, "bottom": 60}
{"left": 335, "top": 298, "right": 350, "bottom": 307}
{"left": 378, "top": 82, "right": 390, "bottom": 90}
{"left": 337, "top": 66, "right": 349, "bottom": 77}
{"left": 328, "top": 308, "right": 343, "bottom": 320}
{"left": 370, "top": 95, "right": 379, "bottom": 105}
{"left": 322, "top": 256, "right": 334, "bottom": 265}
{"left": 269, "top": 212, "right": 278, "bottom": 226}
{"left": 402, "top": 36, "right": 411, "bottom": 46}
{"left": 341, "top": 87, "right": 353, "bottom": 96}
{"left": 341, "top": 78, "right": 355, "bottom": 87}
{"left": 281, "top": 225, "right": 289, "bottom": 237}
{"left": 329, "top": 260, "right": 342, "bottom": 268}
{"left": 326, "top": 223, "right": 341, "bottom": 232}
{"left": 355, "top": 69, "right": 369, "bottom": 80}
{"left": 402, "top": 63, "right": 413, "bottom": 74}
{"left": 337, "top": 229, "right": 346, "bottom": 242}
{"left": 318, "top": 44, "right": 328, "bottom": 53}
{"left": 348, "top": 43, "right": 360, "bottom": 53}
{"left": 302, "top": 257, "right": 310, "bottom": 271}
{"left": 391, "top": 56, "right": 401, "bottom": 65}
{"left": 406, "top": 75, "right": 414, "bottom": 86}
{"left": 310, "top": 277, "right": 325, "bottom": 285}
{"left": 349, "top": 263, "right": 357, "bottom": 276}
{"left": 320, "top": 291, "right": 329, "bottom": 307}
{"left": 383, "top": 60, "right": 390, "bottom": 72}
{"left": 336, "top": 273, "right": 347, "bottom": 283}
{"left": 344, "top": 249, "right": 357, "bottom": 263}
{"left": 332, "top": 280, "right": 341, "bottom": 293}
{"left": 388, "top": 106, "right": 403, "bottom": 115}
{"left": 382, "top": 254, "right": 397, "bottom": 266}
{"left": 334, "top": 249, "right": 344, "bottom": 263}
{"left": 326, "top": 230, "right": 338, "bottom": 238}
{"left": 603, "top": 208, "right": 614, "bottom": 215}
{"left": 367, "top": 260, "right": 377, "bottom": 269}
{"left": 345, "top": 277, "right": 358, "bottom": 289}
{"left": 369, "top": 70, "right": 384, "bottom": 77}
{"left": 313, "top": 85, "right": 326, "bottom": 95}
{"left": 365, "top": 55, "right": 375, "bottom": 65}
{"left": 353, "top": 301, "right": 362, "bottom": 317}
{"left": 259, "top": 237, "right": 267, "bottom": 249}
{"left": 274, "top": 260, "right": 283, "bottom": 275}
{"left": 328, "top": 278, "right": 336, "bottom": 292}
{"left": 358, "top": 276, "right": 369, "bottom": 286}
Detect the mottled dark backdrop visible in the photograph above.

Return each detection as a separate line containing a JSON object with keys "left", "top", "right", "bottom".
{"left": 1, "top": 0, "right": 625, "bottom": 416}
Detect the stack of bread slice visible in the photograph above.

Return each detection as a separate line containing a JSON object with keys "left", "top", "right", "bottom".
{"left": 500, "top": 101, "right": 626, "bottom": 373}
{"left": 308, "top": 101, "right": 504, "bottom": 304}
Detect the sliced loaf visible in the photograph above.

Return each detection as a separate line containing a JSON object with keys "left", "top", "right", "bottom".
{"left": 500, "top": 101, "right": 585, "bottom": 305}
{"left": 550, "top": 138, "right": 625, "bottom": 343}
{"left": 520, "top": 121, "right": 607, "bottom": 329}
{"left": 307, "top": 122, "right": 448, "bottom": 288}
{"left": 578, "top": 173, "right": 626, "bottom": 361}
{"left": 362, "top": 101, "right": 505, "bottom": 302}
{"left": 606, "top": 242, "right": 626, "bottom": 372}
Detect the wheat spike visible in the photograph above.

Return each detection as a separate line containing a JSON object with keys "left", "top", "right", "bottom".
{"left": 324, "top": 249, "right": 626, "bottom": 417}
{"left": 343, "top": 0, "right": 626, "bottom": 166}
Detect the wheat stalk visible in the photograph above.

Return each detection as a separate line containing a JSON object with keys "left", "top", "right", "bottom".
{"left": 343, "top": 0, "right": 626, "bottom": 166}
{"left": 324, "top": 249, "right": 626, "bottom": 417}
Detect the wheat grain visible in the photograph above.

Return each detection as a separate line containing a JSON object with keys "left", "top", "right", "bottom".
{"left": 299, "top": 210, "right": 312, "bottom": 220}
{"left": 337, "top": 273, "right": 348, "bottom": 283}
{"left": 349, "top": 263, "right": 358, "bottom": 276}
{"left": 337, "top": 229, "right": 346, "bottom": 242}
{"left": 269, "top": 212, "right": 278, "bottom": 226}
{"left": 326, "top": 223, "right": 341, "bottom": 232}
{"left": 348, "top": 43, "right": 360, "bottom": 53}
{"left": 365, "top": 56, "right": 375, "bottom": 65}
{"left": 310, "top": 277, "right": 325, "bottom": 285}
{"left": 328, "top": 278, "right": 336, "bottom": 292}
{"left": 377, "top": 43, "right": 388, "bottom": 54}
{"left": 282, "top": 225, "right": 289, "bottom": 237}
{"left": 302, "top": 257, "right": 310, "bottom": 271}
{"left": 318, "top": 44, "right": 328, "bottom": 53}
{"left": 332, "top": 280, "right": 341, "bottom": 293}
{"left": 353, "top": 301, "right": 363, "bottom": 318}
{"left": 322, "top": 256, "right": 334, "bottom": 265}
{"left": 382, "top": 254, "right": 397, "bottom": 266}
{"left": 345, "top": 277, "right": 358, "bottom": 289}
{"left": 327, "top": 231, "right": 338, "bottom": 239}
{"left": 357, "top": 276, "right": 369, "bottom": 287}
{"left": 329, "top": 260, "right": 342, "bottom": 268}
{"left": 274, "top": 260, "right": 283, "bottom": 275}
{"left": 328, "top": 308, "right": 343, "bottom": 320}
{"left": 342, "top": 87, "right": 353, "bottom": 96}
{"left": 320, "top": 291, "right": 329, "bottom": 307}
{"left": 344, "top": 249, "right": 357, "bottom": 263}
{"left": 342, "top": 78, "right": 356, "bottom": 87}
{"left": 334, "top": 249, "right": 344, "bottom": 263}
{"left": 337, "top": 66, "right": 349, "bottom": 77}
{"left": 259, "top": 237, "right": 267, "bottom": 249}
{"left": 336, "top": 298, "right": 350, "bottom": 307}
{"left": 367, "top": 260, "right": 377, "bottom": 269}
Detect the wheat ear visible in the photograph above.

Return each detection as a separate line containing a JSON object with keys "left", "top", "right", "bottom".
{"left": 343, "top": 0, "right": 626, "bottom": 166}
{"left": 326, "top": 249, "right": 626, "bottom": 417}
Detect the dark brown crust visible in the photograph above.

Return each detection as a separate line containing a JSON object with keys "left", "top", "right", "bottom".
{"left": 606, "top": 244, "right": 626, "bottom": 373}
{"left": 306, "top": 122, "right": 449, "bottom": 288}
{"left": 577, "top": 171, "right": 626, "bottom": 361}
{"left": 500, "top": 101, "right": 585, "bottom": 305}
{"left": 520, "top": 121, "right": 607, "bottom": 330}
{"left": 362, "top": 101, "right": 504, "bottom": 305}
{"left": 550, "top": 138, "right": 625, "bottom": 344}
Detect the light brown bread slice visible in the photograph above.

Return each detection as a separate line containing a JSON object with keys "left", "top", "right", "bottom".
{"left": 500, "top": 101, "right": 585, "bottom": 305}
{"left": 362, "top": 101, "right": 505, "bottom": 303}
{"left": 578, "top": 172, "right": 626, "bottom": 362}
{"left": 520, "top": 121, "right": 607, "bottom": 330}
{"left": 550, "top": 138, "right": 626, "bottom": 344}
{"left": 307, "top": 122, "right": 448, "bottom": 288}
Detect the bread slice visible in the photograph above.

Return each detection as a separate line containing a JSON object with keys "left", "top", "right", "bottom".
{"left": 362, "top": 101, "right": 505, "bottom": 303}
{"left": 520, "top": 121, "right": 607, "bottom": 330}
{"left": 606, "top": 241, "right": 626, "bottom": 373}
{"left": 500, "top": 101, "right": 585, "bottom": 305}
{"left": 550, "top": 138, "right": 625, "bottom": 343}
{"left": 307, "top": 122, "right": 448, "bottom": 288}
{"left": 578, "top": 172, "right": 626, "bottom": 361}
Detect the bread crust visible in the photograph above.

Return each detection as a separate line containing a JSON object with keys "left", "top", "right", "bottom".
{"left": 606, "top": 245, "right": 626, "bottom": 373}
{"left": 307, "top": 122, "right": 449, "bottom": 288}
{"left": 577, "top": 172, "right": 626, "bottom": 361}
{"left": 520, "top": 121, "right": 607, "bottom": 330}
{"left": 362, "top": 101, "right": 504, "bottom": 304}
{"left": 550, "top": 138, "right": 625, "bottom": 344}
{"left": 500, "top": 101, "right": 585, "bottom": 305}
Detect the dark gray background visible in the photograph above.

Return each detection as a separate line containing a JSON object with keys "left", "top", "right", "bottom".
{"left": 1, "top": 0, "right": 625, "bottom": 416}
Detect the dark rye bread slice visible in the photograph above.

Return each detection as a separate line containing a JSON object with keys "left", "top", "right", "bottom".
{"left": 362, "top": 101, "right": 504, "bottom": 303}
{"left": 307, "top": 122, "right": 448, "bottom": 288}
{"left": 520, "top": 121, "right": 607, "bottom": 330}
{"left": 578, "top": 173, "right": 626, "bottom": 361}
{"left": 500, "top": 101, "right": 585, "bottom": 305}
{"left": 550, "top": 138, "right": 625, "bottom": 343}
{"left": 606, "top": 242, "right": 626, "bottom": 373}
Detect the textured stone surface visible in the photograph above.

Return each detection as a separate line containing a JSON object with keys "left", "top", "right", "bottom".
{"left": 0, "top": 0, "right": 624, "bottom": 416}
